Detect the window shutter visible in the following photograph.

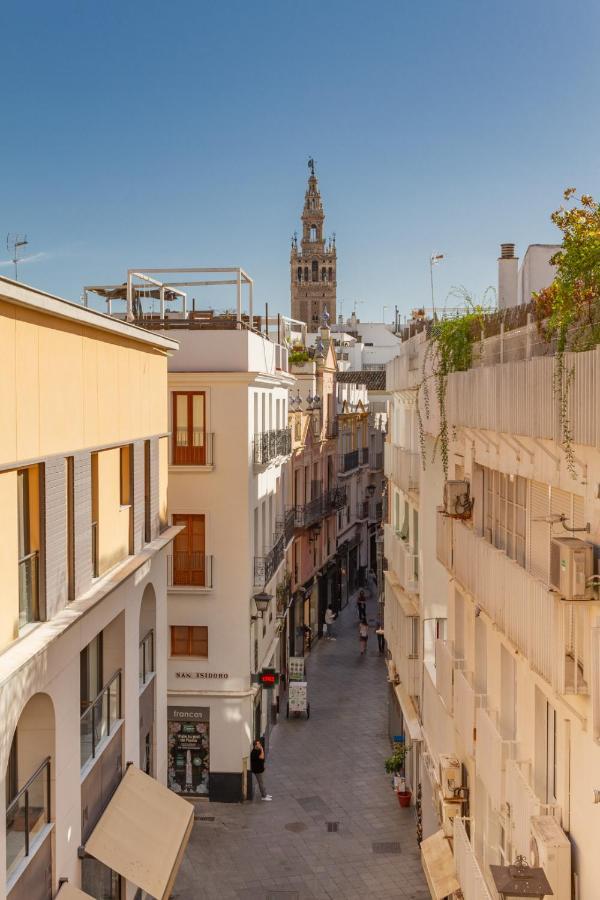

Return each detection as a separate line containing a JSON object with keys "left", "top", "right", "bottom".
{"left": 528, "top": 481, "right": 550, "bottom": 583}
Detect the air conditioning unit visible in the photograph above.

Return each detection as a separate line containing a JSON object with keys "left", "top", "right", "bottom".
{"left": 443, "top": 480, "right": 473, "bottom": 518}
{"left": 530, "top": 815, "right": 571, "bottom": 900}
{"left": 550, "top": 537, "right": 594, "bottom": 600}
{"left": 440, "top": 798, "right": 462, "bottom": 837}
{"left": 438, "top": 754, "right": 462, "bottom": 801}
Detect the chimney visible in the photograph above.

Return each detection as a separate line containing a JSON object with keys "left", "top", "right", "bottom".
{"left": 498, "top": 243, "right": 519, "bottom": 309}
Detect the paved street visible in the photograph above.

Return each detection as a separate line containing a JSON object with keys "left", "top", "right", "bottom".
{"left": 174, "top": 590, "right": 429, "bottom": 899}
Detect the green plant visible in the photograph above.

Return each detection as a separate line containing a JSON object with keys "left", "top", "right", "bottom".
{"left": 417, "top": 292, "right": 489, "bottom": 478}
{"left": 384, "top": 745, "right": 410, "bottom": 775}
{"left": 288, "top": 348, "right": 310, "bottom": 365}
{"left": 532, "top": 188, "right": 600, "bottom": 477}
{"left": 276, "top": 570, "right": 292, "bottom": 613}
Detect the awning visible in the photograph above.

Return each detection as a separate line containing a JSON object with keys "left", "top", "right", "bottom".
{"left": 85, "top": 765, "right": 194, "bottom": 900}
{"left": 385, "top": 571, "right": 419, "bottom": 616}
{"left": 57, "top": 887, "right": 96, "bottom": 900}
{"left": 394, "top": 682, "right": 423, "bottom": 742}
{"left": 420, "top": 829, "right": 460, "bottom": 900}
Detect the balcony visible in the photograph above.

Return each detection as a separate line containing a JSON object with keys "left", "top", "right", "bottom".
{"left": 356, "top": 500, "right": 369, "bottom": 521}
{"left": 384, "top": 525, "right": 419, "bottom": 594}
{"left": 80, "top": 670, "right": 122, "bottom": 769}
{"left": 294, "top": 487, "right": 347, "bottom": 528}
{"left": 384, "top": 444, "right": 420, "bottom": 493}
{"left": 369, "top": 450, "right": 384, "bottom": 471}
{"left": 505, "top": 760, "right": 561, "bottom": 860}
{"left": 254, "top": 531, "right": 285, "bottom": 586}
{"left": 18, "top": 550, "right": 39, "bottom": 628}
{"left": 253, "top": 427, "right": 292, "bottom": 466}
{"left": 475, "top": 707, "right": 516, "bottom": 812}
{"left": 172, "top": 431, "right": 214, "bottom": 466}
{"left": 339, "top": 449, "right": 359, "bottom": 473}
{"left": 449, "top": 519, "right": 591, "bottom": 695}
{"left": 277, "top": 507, "right": 296, "bottom": 546}
{"left": 435, "top": 639, "right": 462, "bottom": 714}
{"left": 453, "top": 669, "right": 484, "bottom": 758}
{"left": 359, "top": 446, "right": 369, "bottom": 466}
{"left": 453, "top": 818, "right": 494, "bottom": 900}
{"left": 168, "top": 552, "right": 214, "bottom": 588}
{"left": 6, "top": 757, "right": 51, "bottom": 882}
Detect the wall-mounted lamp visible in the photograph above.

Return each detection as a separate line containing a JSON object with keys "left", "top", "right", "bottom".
{"left": 366, "top": 484, "right": 376, "bottom": 498}
{"left": 253, "top": 591, "right": 272, "bottom": 618}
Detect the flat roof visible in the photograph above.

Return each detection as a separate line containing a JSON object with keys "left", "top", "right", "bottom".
{"left": 0, "top": 276, "right": 179, "bottom": 352}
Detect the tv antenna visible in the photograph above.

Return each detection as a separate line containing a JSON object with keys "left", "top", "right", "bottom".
{"left": 6, "top": 234, "right": 29, "bottom": 281}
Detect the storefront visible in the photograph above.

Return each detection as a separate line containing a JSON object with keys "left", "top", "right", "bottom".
{"left": 167, "top": 706, "right": 210, "bottom": 798}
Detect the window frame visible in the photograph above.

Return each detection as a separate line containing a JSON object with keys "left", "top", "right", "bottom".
{"left": 172, "top": 391, "right": 207, "bottom": 466}
{"left": 170, "top": 625, "right": 208, "bottom": 658}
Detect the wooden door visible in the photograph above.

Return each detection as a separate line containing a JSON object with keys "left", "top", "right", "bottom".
{"left": 173, "top": 392, "right": 206, "bottom": 465}
{"left": 173, "top": 514, "right": 206, "bottom": 585}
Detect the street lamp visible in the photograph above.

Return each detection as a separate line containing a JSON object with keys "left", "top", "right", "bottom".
{"left": 253, "top": 591, "right": 272, "bottom": 618}
{"left": 366, "top": 484, "right": 376, "bottom": 498}
{"left": 490, "top": 857, "right": 553, "bottom": 899}
{"left": 429, "top": 252, "right": 444, "bottom": 317}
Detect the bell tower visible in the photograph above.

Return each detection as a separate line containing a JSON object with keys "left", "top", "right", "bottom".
{"left": 290, "top": 159, "right": 337, "bottom": 330}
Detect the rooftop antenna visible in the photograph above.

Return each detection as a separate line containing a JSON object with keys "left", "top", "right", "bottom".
{"left": 7, "top": 233, "right": 28, "bottom": 281}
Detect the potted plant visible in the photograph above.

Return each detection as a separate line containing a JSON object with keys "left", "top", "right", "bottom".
{"left": 384, "top": 745, "right": 412, "bottom": 807}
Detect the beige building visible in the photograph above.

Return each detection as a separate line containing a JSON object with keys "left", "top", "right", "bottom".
{"left": 0, "top": 277, "right": 193, "bottom": 900}
{"left": 384, "top": 249, "right": 600, "bottom": 899}
{"left": 290, "top": 160, "right": 337, "bottom": 330}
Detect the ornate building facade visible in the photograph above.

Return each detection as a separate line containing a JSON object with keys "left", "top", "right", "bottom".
{"left": 290, "top": 160, "right": 337, "bottom": 330}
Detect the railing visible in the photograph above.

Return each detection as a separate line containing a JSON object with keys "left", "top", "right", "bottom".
{"left": 254, "top": 531, "right": 285, "bottom": 586}
{"left": 451, "top": 520, "right": 587, "bottom": 694}
{"left": 91, "top": 521, "right": 98, "bottom": 577}
{"left": 357, "top": 500, "right": 369, "bottom": 521}
{"left": 80, "top": 670, "right": 122, "bottom": 768}
{"left": 383, "top": 525, "right": 419, "bottom": 594}
{"left": 453, "top": 818, "right": 494, "bottom": 900}
{"left": 139, "top": 629, "right": 155, "bottom": 688}
{"left": 434, "top": 639, "right": 460, "bottom": 713}
{"left": 475, "top": 707, "right": 516, "bottom": 812}
{"left": 6, "top": 756, "right": 51, "bottom": 878}
{"left": 339, "top": 449, "right": 359, "bottom": 473}
{"left": 253, "top": 427, "right": 292, "bottom": 465}
{"left": 369, "top": 450, "right": 384, "bottom": 470}
{"left": 18, "top": 550, "right": 39, "bottom": 628}
{"left": 173, "top": 431, "right": 214, "bottom": 466}
{"left": 505, "top": 759, "right": 562, "bottom": 860}
{"left": 453, "top": 669, "right": 484, "bottom": 758}
{"left": 277, "top": 507, "right": 296, "bottom": 545}
{"left": 294, "top": 487, "right": 347, "bottom": 528}
{"left": 436, "top": 509, "right": 453, "bottom": 569}
{"left": 423, "top": 665, "right": 453, "bottom": 766}
{"left": 168, "top": 552, "right": 214, "bottom": 588}
{"left": 384, "top": 443, "right": 420, "bottom": 493}
{"left": 359, "top": 446, "right": 369, "bottom": 466}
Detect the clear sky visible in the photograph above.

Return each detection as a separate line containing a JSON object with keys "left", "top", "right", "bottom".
{"left": 2, "top": 0, "right": 599, "bottom": 323}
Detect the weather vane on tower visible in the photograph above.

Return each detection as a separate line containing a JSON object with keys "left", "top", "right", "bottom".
{"left": 308, "top": 157, "right": 316, "bottom": 176}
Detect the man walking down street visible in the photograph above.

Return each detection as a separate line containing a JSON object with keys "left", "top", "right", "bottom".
{"left": 324, "top": 605, "right": 337, "bottom": 640}
{"left": 250, "top": 739, "right": 272, "bottom": 801}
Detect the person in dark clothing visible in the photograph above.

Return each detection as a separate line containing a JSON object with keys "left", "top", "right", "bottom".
{"left": 376, "top": 619, "right": 385, "bottom": 653}
{"left": 250, "top": 739, "right": 272, "bottom": 801}
{"left": 356, "top": 590, "right": 367, "bottom": 623}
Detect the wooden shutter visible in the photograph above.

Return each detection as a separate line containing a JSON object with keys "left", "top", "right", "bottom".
{"left": 171, "top": 626, "right": 190, "bottom": 656}
{"left": 172, "top": 514, "right": 206, "bottom": 586}
{"left": 190, "top": 626, "right": 208, "bottom": 657}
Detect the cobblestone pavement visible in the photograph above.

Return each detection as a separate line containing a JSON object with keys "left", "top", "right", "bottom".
{"left": 173, "top": 589, "right": 429, "bottom": 899}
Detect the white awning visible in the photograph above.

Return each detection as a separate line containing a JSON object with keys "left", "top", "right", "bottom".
{"left": 85, "top": 765, "right": 194, "bottom": 900}
{"left": 57, "top": 886, "right": 96, "bottom": 900}
{"left": 394, "top": 682, "right": 423, "bottom": 742}
{"left": 420, "top": 829, "right": 460, "bottom": 900}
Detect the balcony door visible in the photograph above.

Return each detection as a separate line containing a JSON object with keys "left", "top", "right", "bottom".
{"left": 173, "top": 392, "right": 206, "bottom": 465}
{"left": 173, "top": 514, "right": 206, "bottom": 586}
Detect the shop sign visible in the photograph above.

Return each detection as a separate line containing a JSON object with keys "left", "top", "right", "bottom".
{"left": 167, "top": 706, "right": 210, "bottom": 797}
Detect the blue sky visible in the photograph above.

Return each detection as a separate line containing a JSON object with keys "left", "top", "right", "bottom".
{"left": 2, "top": 0, "right": 599, "bottom": 323}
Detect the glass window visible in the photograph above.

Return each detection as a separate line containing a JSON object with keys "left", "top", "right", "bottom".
{"left": 171, "top": 626, "right": 208, "bottom": 657}
{"left": 172, "top": 514, "right": 206, "bottom": 586}
{"left": 172, "top": 392, "right": 206, "bottom": 465}
{"left": 119, "top": 446, "right": 131, "bottom": 506}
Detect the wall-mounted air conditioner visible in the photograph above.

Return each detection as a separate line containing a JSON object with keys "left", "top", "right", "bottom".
{"left": 443, "top": 480, "right": 473, "bottom": 518}
{"left": 438, "top": 754, "right": 462, "bottom": 801}
{"left": 530, "top": 815, "right": 571, "bottom": 900}
{"left": 549, "top": 537, "right": 594, "bottom": 600}
{"left": 439, "top": 797, "right": 462, "bottom": 837}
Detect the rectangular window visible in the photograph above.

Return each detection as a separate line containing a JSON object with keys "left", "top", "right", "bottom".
{"left": 80, "top": 632, "right": 103, "bottom": 710}
{"left": 120, "top": 446, "right": 131, "bottom": 506}
{"left": 172, "top": 514, "right": 206, "bottom": 586}
{"left": 173, "top": 392, "right": 206, "bottom": 465}
{"left": 17, "top": 465, "right": 41, "bottom": 627}
{"left": 170, "top": 625, "right": 208, "bottom": 657}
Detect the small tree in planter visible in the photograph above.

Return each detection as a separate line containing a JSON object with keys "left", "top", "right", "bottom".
{"left": 384, "top": 745, "right": 412, "bottom": 807}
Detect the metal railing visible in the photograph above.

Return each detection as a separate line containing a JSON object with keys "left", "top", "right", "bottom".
{"left": 139, "top": 629, "right": 155, "bottom": 688}
{"left": 294, "top": 487, "right": 347, "bottom": 528}
{"left": 168, "top": 552, "right": 214, "bottom": 588}
{"left": 384, "top": 444, "right": 420, "bottom": 493}
{"left": 505, "top": 759, "right": 562, "bottom": 859}
{"left": 475, "top": 706, "right": 516, "bottom": 812}
{"left": 253, "top": 427, "right": 292, "bottom": 465}
{"left": 453, "top": 669, "right": 485, "bottom": 758}
{"left": 173, "top": 431, "right": 214, "bottom": 466}
{"left": 359, "top": 446, "right": 369, "bottom": 466}
{"left": 6, "top": 757, "right": 51, "bottom": 878}
{"left": 91, "top": 521, "right": 98, "bottom": 577}
{"left": 369, "top": 450, "right": 384, "bottom": 470}
{"left": 339, "top": 449, "right": 359, "bottom": 473}
{"left": 277, "top": 507, "right": 296, "bottom": 546}
{"left": 80, "top": 670, "right": 122, "bottom": 768}
{"left": 254, "top": 531, "right": 285, "bottom": 586}
{"left": 18, "top": 551, "right": 39, "bottom": 628}
{"left": 453, "top": 818, "right": 493, "bottom": 900}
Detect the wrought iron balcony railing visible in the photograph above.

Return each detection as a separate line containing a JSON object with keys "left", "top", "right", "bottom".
{"left": 80, "top": 670, "right": 121, "bottom": 769}
{"left": 168, "top": 552, "right": 214, "bottom": 588}
{"left": 6, "top": 757, "right": 51, "bottom": 879}
{"left": 277, "top": 507, "right": 296, "bottom": 546}
{"left": 253, "top": 427, "right": 292, "bottom": 465}
{"left": 18, "top": 550, "right": 39, "bottom": 628}
{"left": 339, "top": 449, "right": 359, "bottom": 473}
{"left": 254, "top": 531, "right": 286, "bottom": 586}
{"left": 360, "top": 446, "right": 369, "bottom": 466}
{"left": 294, "top": 487, "right": 347, "bottom": 528}
{"left": 369, "top": 450, "right": 384, "bottom": 471}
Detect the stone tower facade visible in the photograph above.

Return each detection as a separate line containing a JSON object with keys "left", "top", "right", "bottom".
{"left": 290, "top": 160, "right": 336, "bottom": 330}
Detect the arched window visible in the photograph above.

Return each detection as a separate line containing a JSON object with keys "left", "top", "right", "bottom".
{"left": 310, "top": 226, "right": 317, "bottom": 242}
{"left": 321, "top": 267, "right": 327, "bottom": 281}
{"left": 328, "top": 267, "right": 333, "bottom": 282}
{"left": 312, "top": 260, "right": 318, "bottom": 282}
{"left": 304, "top": 266, "right": 308, "bottom": 282}
{"left": 297, "top": 266, "right": 302, "bottom": 282}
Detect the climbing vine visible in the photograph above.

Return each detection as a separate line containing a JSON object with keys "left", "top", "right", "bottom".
{"left": 417, "top": 292, "right": 488, "bottom": 479}
{"left": 532, "top": 188, "right": 600, "bottom": 477}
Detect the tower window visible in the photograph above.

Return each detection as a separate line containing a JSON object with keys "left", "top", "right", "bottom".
{"left": 312, "top": 260, "right": 318, "bottom": 282}
{"left": 297, "top": 266, "right": 302, "bottom": 282}
{"left": 321, "top": 267, "right": 326, "bottom": 282}
{"left": 304, "top": 266, "right": 308, "bottom": 282}
{"left": 310, "top": 226, "right": 317, "bottom": 241}
{"left": 328, "top": 266, "right": 333, "bottom": 282}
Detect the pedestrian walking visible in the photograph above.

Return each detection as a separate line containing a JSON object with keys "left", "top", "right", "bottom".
{"left": 324, "top": 605, "right": 337, "bottom": 640}
{"left": 250, "top": 739, "right": 272, "bottom": 801}
{"left": 359, "top": 620, "right": 369, "bottom": 655}
{"left": 367, "top": 568, "right": 378, "bottom": 597}
{"left": 375, "top": 619, "right": 385, "bottom": 654}
{"left": 357, "top": 590, "right": 367, "bottom": 623}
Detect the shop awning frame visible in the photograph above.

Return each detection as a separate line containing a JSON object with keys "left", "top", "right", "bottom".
{"left": 420, "top": 829, "right": 460, "bottom": 900}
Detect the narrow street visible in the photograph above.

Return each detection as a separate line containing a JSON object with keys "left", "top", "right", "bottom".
{"left": 174, "top": 591, "right": 429, "bottom": 899}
